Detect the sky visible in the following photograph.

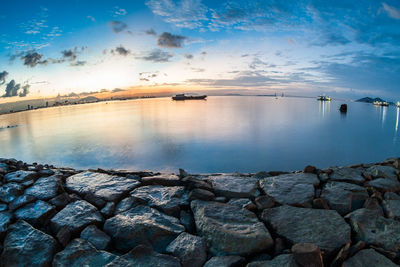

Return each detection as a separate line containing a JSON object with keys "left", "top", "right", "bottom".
{"left": 1, "top": 0, "right": 400, "bottom": 102}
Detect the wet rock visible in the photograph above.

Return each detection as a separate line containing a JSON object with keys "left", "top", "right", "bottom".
{"left": 179, "top": 168, "right": 189, "bottom": 178}
{"left": 363, "top": 197, "right": 384, "bottom": 215}
{"left": 274, "top": 237, "right": 285, "bottom": 255}
{"left": 329, "top": 167, "right": 365, "bottom": 184}
{"left": 0, "top": 163, "right": 8, "bottom": 174}
{"left": 191, "top": 200, "right": 273, "bottom": 256}
{"left": 25, "top": 175, "right": 61, "bottom": 201}
{"left": 166, "top": 232, "right": 207, "bottom": 267}
{"left": 367, "top": 178, "right": 400, "bottom": 192}
{"left": 49, "top": 193, "right": 71, "bottom": 209}
{"left": 291, "top": 243, "right": 323, "bottom": 267}
{"left": 80, "top": 225, "right": 111, "bottom": 250}
{"left": 321, "top": 182, "right": 368, "bottom": 215}
{"left": 214, "top": 196, "right": 228, "bottom": 202}
{"left": 262, "top": 205, "right": 350, "bottom": 254}
{"left": 0, "top": 212, "right": 12, "bottom": 235}
{"left": 114, "top": 197, "right": 136, "bottom": 214}
{"left": 38, "top": 169, "right": 55, "bottom": 177}
{"left": 101, "top": 202, "right": 115, "bottom": 217}
{"left": 130, "top": 185, "right": 189, "bottom": 217}
{"left": 180, "top": 210, "right": 195, "bottom": 233}
{"left": 312, "top": 198, "right": 330, "bottom": 209}
{"left": 56, "top": 226, "right": 72, "bottom": 247}
{"left": 0, "top": 183, "right": 24, "bottom": 203}
{"left": 247, "top": 254, "right": 298, "bottom": 267}
{"left": 348, "top": 241, "right": 366, "bottom": 257}
{"left": 189, "top": 188, "right": 215, "bottom": 201}
{"left": 141, "top": 174, "right": 181, "bottom": 186}
{"left": 345, "top": 208, "right": 400, "bottom": 253}
{"left": 304, "top": 165, "right": 317, "bottom": 173}
{"left": 330, "top": 242, "right": 351, "bottom": 267}
{"left": 14, "top": 200, "right": 56, "bottom": 226}
{"left": 384, "top": 192, "right": 400, "bottom": 200}
{"left": 382, "top": 200, "right": 400, "bottom": 219}
{"left": 344, "top": 249, "right": 397, "bottom": 267}
{"left": 66, "top": 171, "right": 140, "bottom": 202}
{"left": 364, "top": 165, "right": 398, "bottom": 180}
{"left": 208, "top": 175, "right": 259, "bottom": 198}
{"left": 0, "top": 220, "right": 57, "bottom": 267}
{"left": 259, "top": 173, "right": 319, "bottom": 207}
{"left": 0, "top": 203, "right": 7, "bottom": 212}
{"left": 9, "top": 194, "right": 36, "bottom": 211}
{"left": 204, "top": 256, "right": 245, "bottom": 267}
{"left": 53, "top": 238, "right": 116, "bottom": 267}
{"left": 4, "top": 170, "right": 38, "bottom": 183}
{"left": 182, "top": 176, "right": 213, "bottom": 191}
{"left": 103, "top": 205, "right": 184, "bottom": 252}
{"left": 227, "top": 198, "right": 256, "bottom": 211}
{"left": 253, "top": 171, "right": 271, "bottom": 179}
{"left": 84, "top": 191, "right": 107, "bottom": 208}
{"left": 50, "top": 200, "right": 103, "bottom": 235}
{"left": 255, "top": 195, "right": 275, "bottom": 210}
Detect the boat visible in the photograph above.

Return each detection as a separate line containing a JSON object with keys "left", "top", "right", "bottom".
{"left": 373, "top": 101, "right": 389, "bottom": 106}
{"left": 172, "top": 94, "right": 207, "bottom": 101}
{"left": 317, "top": 95, "right": 331, "bottom": 101}
{"left": 396, "top": 101, "right": 400, "bottom": 107}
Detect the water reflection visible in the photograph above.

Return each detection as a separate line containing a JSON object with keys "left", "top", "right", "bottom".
{"left": 318, "top": 100, "right": 330, "bottom": 118}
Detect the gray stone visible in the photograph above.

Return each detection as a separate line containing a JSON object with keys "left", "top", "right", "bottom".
{"left": 291, "top": 243, "right": 323, "bottom": 267}
{"left": 227, "top": 198, "right": 256, "bottom": 210}
{"left": 382, "top": 200, "right": 400, "bottom": 219}
{"left": 345, "top": 208, "right": 400, "bottom": 253}
{"left": 344, "top": 249, "right": 397, "bottom": 267}
{"left": 114, "top": 197, "right": 136, "bottom": 214}
{"left": 180, "top": 210, "right": 195, "bottom": 233}
{"left": 365, "top": 165, "right": 398, "bottom": 180}
{"left": 255, "top": 195, "right": 275, "bottom": 210}
{"left": 385, "top": 192, "right": 400, "bottom": 200}
{"left": 38, "top": 169, "right": 55, "bottom": 177}
{"left": 0, "top": 163, "right": 8, "bottom": 174}
{"left": 80, "top": 225, "right": 111, "bottom": 250}
{"left": 166, "top": 232, "right": 207, "bottom": 267}
{"left": 101, "top": 202, "right": 115, "bottom": 217}
{"left": 259, "top": 173, "right": 319, "bottom": 207}
{"left": 49, "top": 193, "right": 71, "bottom": 208}
{"left": 4, "top": 170, "right": 38, "bottom": 183}
{"left": 247, "top": 254, "right": 298, "bottom": 267}
{"left": 191, "top": 200, "right": 273, "bottom": 256}
{"left": 204, "top": 256, "right": 245, "bottom": 267}
{"left": 0, "top": 203, "right": 7, "bottom": 212}
{"left": 367, "top": 178, "right": 400, "bottom": 192}
{"left": 103, "top": 205, "right": 184, "bottom": 252}
{"left": 9, "top": 194, "right": 36, "bottom": 211}
{"left": 321, "top": 182, "right": 368, "bottom": 215}
{"left": 262, "top": 205, "right": 350, "bottom": 254}
{"left": 50, "top": 200, "right": 103, "bottom": 235}
{"left": 363, "top": 197, "right": 384, "bottom": 216}
{"left": 0, "top": 183, "right": 24, "bottom": 203}
{"left": 189, "top": 188, "right": 215, "bottom": 201}
{"left": 130, "top": 185, "right": 189, "bottom": 216}
{"left": 14, "top": 200, "right": 56, "bottom": 226}
{"left": 25, "top": 175, "right": 61, "bottom": 200}
{"left": 53, "top": 238, "right": 116, "bottom": 267}
{"left": 0, "top": 212, "right": 12, "bottom": 235}
{"left": 0, "top": 220, "right": 57, "bottom": 267}
{"left": 208, "top": 175, "right": 259, "bottom": 198}
{"left": 329, "top": 167, "right": 365, "bottom": 184}
{"left": 141, "top": 174, "right": 181, "bottom": 186}
{"left": 66, "top": 171, "right": 140, "bottom": 202}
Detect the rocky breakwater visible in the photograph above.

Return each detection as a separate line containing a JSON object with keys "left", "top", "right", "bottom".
{"left": 0, "top": 158, "right": 400, "bottom": 266}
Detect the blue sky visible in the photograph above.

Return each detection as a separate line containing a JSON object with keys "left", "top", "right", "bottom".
{"left": 1, "top": 0, "right": 400, "bottom": 101}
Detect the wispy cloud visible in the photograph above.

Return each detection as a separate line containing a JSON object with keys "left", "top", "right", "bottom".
{"left": 145, "top": 28, "right": 157, "bottom": 36}
{"left": 109, "top": 21, "right": 128, "bottom": 33}
{"left": 113, "top": 6, "right": 127, "bottom": 17}
{"left": 157, "top": 32, "right": 186, "bottom": 48}
{"left": 112, "top": 45, "right": 131, "bottom": 56}
{"left": 136, "top": 49, "right": 173, "bottom": 62}
{"left": 0, "top": 71, "right": 8, "bottom": 85}
{"left": 87, "top": 15, "right": 96, "bottom": 22}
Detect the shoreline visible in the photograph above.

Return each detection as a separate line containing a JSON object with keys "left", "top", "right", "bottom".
{"left": 0, "top": 157, "right": 400, "bottom": 266}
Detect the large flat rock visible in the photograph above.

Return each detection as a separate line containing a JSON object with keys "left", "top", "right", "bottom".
{"left": 344, "top": 249, "right": 397, "bottom": 267}
{"left": 329, "top": 167, "right": 365, "bottom": 184}
{"left": 0, "top": 220, "right": 57, "bottom": 267}
{"left": 166, "top": 232, "right": 207, "bottom": 267}
{"left": 208, "top": 175, "right": 259, "bottom": 198}
{"left": 191, "top": 200, "right": 273, "bottom": 256}
{"left": 4, "top": 170, "right": 38, "bottom": 183}
{"left": 66, "top": 172, "right": 140, "bottom": 202}
{"left": 345, "top": 208, "right": 400, "bottom": 253}
{"left": 262, "top": 205, "right": 350, "bottom": 254}
{"left": 321, "top": 182, "right": 368, "bottom": 215}
{"left": 383, "top": 199, "right": 400, "bottom": 219}
{"left": 0, "top": 212, "right": 12, "bottom": 235}
{"left": 259, "top": 173, "right": 319, "bottom": 207}
{"left": 0, "top": 183, "right": 24, "bottom": 203}
{"left": 25, "top": 175, "right": 61, "bottom": 200}
{"left": 364, "top": 165, "right": 398, "bottom": 180}
{"left": 366, "top": 178, "right": 400, "bottom": 192}
{"left": 103, "top": 205, "right": 185, "bottom": 252}
{"left": 14, "top": 200, "right": 56, "bottom": 226}
{"left": 141, "top": 174, "right": 181, "bottom": 186}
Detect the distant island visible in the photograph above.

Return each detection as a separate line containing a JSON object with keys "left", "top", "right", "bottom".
{"left": 356, "top": 97, "right": 395, "bottom": 106}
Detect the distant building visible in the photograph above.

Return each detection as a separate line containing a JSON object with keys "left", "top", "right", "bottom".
{"left": 46, "top": 101, "right": 49, "bottom": 107}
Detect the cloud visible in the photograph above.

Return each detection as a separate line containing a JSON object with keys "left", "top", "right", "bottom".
{"left": 61, "top": 48, "right": 78, "bottom": 61}
{"left": 139, "top": 71, "right": 159, "bottom": 81}
{"left": 3, "top": 80, "right": 20, "bottom": 97}
{"left": 21, "top": 51, "right": 48, "bottom": 67}
{"left": 70, "top": 61, "right": 86, "bottom": 66}
{"left": 184, "top": 53, "right": 193, "bottom": 59}
{"left": 146, "top": 28, "right": 157, "bottom": 35}
{"left": 249, "top": 58, "right": 276, "bottom": 69}
{"left": 113, "top": 46, "right": 130, "bottom": 56}
{"left": 114, "top": 6, "right": 127, "bottom": 16}
{"left": 136, "top": 49, "right": 173, "bottom": 62}
{"left": 87, "top": 15, "right": 96, "bottom": 22}
{"left": 157, "top": 32, "right": 186, "bottom": 48}
{"left": 109, "top": 21, "right": 128, "bottom": 33}
{"left": 382, "top": 3, "right": 400, "bottom": 20}
{"left": 19, "top": 84, "right": 29, "bottom": 97}
{"left": 0, "top": 71, "right": 8, "bottom": 85}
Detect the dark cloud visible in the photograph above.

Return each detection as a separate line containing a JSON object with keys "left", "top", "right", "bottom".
{"left": 70, "top": 61, "right": 86, "bottom": 66}
{"left": 145, "top": 28, "right": 157, "bottom": 35}
{"left": 249, "top": 58, "right": 276, "bottom": 69}
{"left": 19, "top": 84, "right": 29, "bottom": 97}
{"left": 184, "top": 54, "right": 193, "bottom": 59}
{"left": 139, "top": 72, "right": 158, "bottom": 81}
{"left": 61, "top": 48, "right": 78, "bottom": 61}
{"left": 157, "top": 32, "right": 186, "bottom": 48}
{"left": 0, "top": 71, "right": 8, "bottom": 85}
{"left": 3, "top": 80, "right": 20, "bottom": 97}
{"left": 109, "top": 21, "right": 127, "bottom": 33}
{"left": 114, "top": 46, "right": 130, "bottom": 56}
{"left": 136, "top": 49, "right": 173, "bottom": 62}
{"left": 21, "top": 51, "right": 48, "bottom": 67}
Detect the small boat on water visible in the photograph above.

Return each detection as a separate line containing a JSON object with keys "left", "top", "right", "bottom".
{"left": 317, "top": 95, "right": 331, "bottom": 101}
{"left": 397, "top": 101, "right": 400, "bottom": 107}
{"left": 172, "top": 94, "right": 207, "bottom": 101}
{"left": 373, "top": 101, "right": 389, "bottom": 106}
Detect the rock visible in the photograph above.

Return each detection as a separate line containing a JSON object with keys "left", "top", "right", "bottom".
{"left": 180, "top": 210, "right": 195, "bottom": 233}
{"left": 182, "top": 176, "right": 213, "bottom": 191}
{"left": 363, "top": 197, "right": 384, "bottom": 215}
{"left": 383, "top": 200, "right": 400, "bottom": 219}
{"left": 49, "top": 193, "right": 71, "bottom": 209}
{"left": 50, "top": 200, "right": 103, "bottom": 235}
{"left": 114, "top": 197, "right": 136, "bottom": 214}
{"left": 343, "top": 249, "right": 397, "bottom": 267}
{"left": 0, "top": 183, "right": 24, "bottom": 203}
{"left": 253, "top": 171, "right": 271, "bottom": 179}
{"left": 3, "top": 170, "right": 38, "bottom": 183}
{"left": 367, "top": 178, "right": 400, "bottom": 192}
{"left": 105, "top": 245, "right": 180, "bottom": 267}
{"left": 101, "top": 202, "right": 115, "bottom": 217}
{"left": 340, "top": 104, "right": 347, "bottom": 113}
{"left": 65, "top": 172, "right": 140, "bottom": 202}
{"left": 179, "top": 168, "right": 188, "bottom": 178}
{"left": 53, "top": 238, "right": 116, "bottom": 267}
{"left": 304, "top": 165, "right": 317, "bottom": 173}
{"left": 0, "top": 212, "right": 12, "bottom": 235}
{"left": 274, "top": 237, "right": 285, "bottom": 255}
{"left": 141, "top": 174, "right": 181, "bottom": 186}
{"left": 103, "top": 205, "right": 184, "bottom": 252}
{"left": 259, "top": 173, "right": 319, "bottom": 207}
{"left": 255, "top": 195, "right": 275, "bottom": 210}
{"left": 208, "top": 175, "right": 259, "bottom": 198}
{"left": 9, "top": 194, "right": 36, "bottom": 211}
{"left": 345, "top": 208, "right": 400, "bottom": 253}
{"left": 14, "top": 200, "right": 56, "bottom": 226}
{"left": 0, "top": 220, "right": 57, "bottom": 267}
{"left": 189, "top": 188, "right": 215, "bottom": 201}
{"left": 329, "top": 167, "right": 365, "bottom": 184}
{"left": 166, "top": 232, "right": 207, "bottom": 267}
{"left": 38, "top": 169, "right": 55, "bottom": 177}
{"left": 262, "top": 205, "right": 350, "bottom": 254}
{"left": 84, "top": 191, "right": 107, "bottom": 208}
{"left": 348, "top": 241, "right": 366, "bottom": 257}
{"left": 227, "top": 198, "right": 256, "bottom": 211}
{"left": 80, "top": 225, "right": 111, "bottom": 250}
{"left": 247, "top": 254, "right": 298, "bottom": 267}
{"left": 204, "top": 256, "right": 245, "bottom": 267}
{"left": 0, "top": 203, "right": 7, "bottom": 212}
{"left": 292, "top": 243, "right": 323, "bottom": 267}
{"left": 24, "top": 175, "right": 61, "bottom": 200}
{"left": 56, "top": 226, "right": 72, "bottom": 247}
{"left": 0, "top": 163, "right": 8, "bottom": 174}
{"left": 130, "top": 185, "right": 189, "bottom": 216}
{"left": 384, "top": 192, "right": 400, "bottom": 200}
{"left": 214, "top": 196, "right": 228, "bottom": 202}
{"left": 321, "top": 182, "right": 368, "bottom": 215}
{"left": 364, "top": 165, "right": 398, "bottom": 180}
{"left": 312, "top": 198, "right": 330, "bottom": 209}
{"left": 191, "top": 200, "right": 273, "bottom": 256}
{"left": 330, "top": 242, "right": 351, "bottom": 267}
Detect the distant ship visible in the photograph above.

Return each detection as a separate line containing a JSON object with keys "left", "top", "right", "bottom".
{"left": 172, "top": 94, "right": 207, "bottom": 101}
{"left": 373, "top": 101, "right": 389, "bottom": 106}
{"left": 317, "top": 95, "right": 331, "bottom": 101}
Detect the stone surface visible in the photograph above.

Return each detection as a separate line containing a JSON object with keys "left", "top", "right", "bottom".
{"left": 367, "top": 178, "right": 400, "bottom": 192}
{"left": 255, "top": 195, "right": 275, "bottom": 210}
{"left": 14, "top": 200, "right": 56, "bottom": 226}
{"left": 141, "top": 174, "right": 181, "bottom": 186}
{"left": 130, "top": 185, "right": 189, "bottom": 216}
{"left": 208, "top": 175, "right": 259, "bottom": 198}
{"left": 259, "top": 173, "right": 319, "bottom": 207}
{"left": 191, "top": 200, "right": 273, "bottom": 256}
{"left": 262, "top": 205, "right": 350, "bottom": 254}
{"left": 203, "top": 256, "right": 245, "bottom": 267}
{"left": 385, "top": 192, "right": 400, "bottom": 200}
{"left": 3, "top": 170, "right": 38, "bottom": 183}
{"left": 50, "top": 200, "right": 103, "bottom": 235}
{"left": 329, "top": 167, "right": 365, "bottom": 184}
{"left": 363, "top": 197, "right": 384, "bottom": 215}
{"left": 0, "top": 183, "right": 24, "bottom": 203}
{"left": 382, "top": 200, "right": 400, "bottom": 219}
{"left": 25, "top": 175, "right": 61, "bottom": 200}
{"left": 66, "top": 171, "right": 140, "bottom": 202}
{"left": 0, "top": 203, "right": 7, "bottom": 212}
{"left": 0, "top": 220, "right": 57, "bottom": 267}
{"left": 344, "top": 249, "right": 397, "bottom": 267}
{"left": 49, "top": 193, "right": 71, "bottom": 208}
{"left": 0, "top": 212, "right": 12, "bottom": 235}
{"left": 227, "top": 198, "right": 256, "bottom": 210}
{"left": 166, "top": 232, "right": 207, "bottom": 267}
{"left": 364, "top": 165, "right": 398, "bottom": 180}
{"left": 80, "top": 225, "right": 111, "bottom": 250}
{"left": 180, "top": 210, "right": 195, "bottom": 233}
{"left": 53, "top": 238, "right": 116, "bottom": 267}
{"left": 0, "top": 163, "right": 8, "bottom": 174}
{"left": 321, "top": 182, "right": 368, "bottom": 215}
{"left": 291, "top": 243, "right": 323, "bottom": 267}
{"left": 101, "top": 202, "right": 115, "bottom": 217}
{"left": 103, "top": 205, "right": 185, "bottom": 252}
{"left": 9, "top": 194, "right": 36, "bottom": 211}
{"left": 189, "top": 188, "right": 215, "bottom": 201}
{"left": 345, "top": 208, "right": 400, "bottom": 253}
{"left": 247, "top": 254, "right": 298, "bottom": 267}
{"left": 114, "top": 197, "right": 136, "bottom": 214}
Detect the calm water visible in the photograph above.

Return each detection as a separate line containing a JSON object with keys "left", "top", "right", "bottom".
{"left": 0, "top": 96, "right": 399, "bottom": 172}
